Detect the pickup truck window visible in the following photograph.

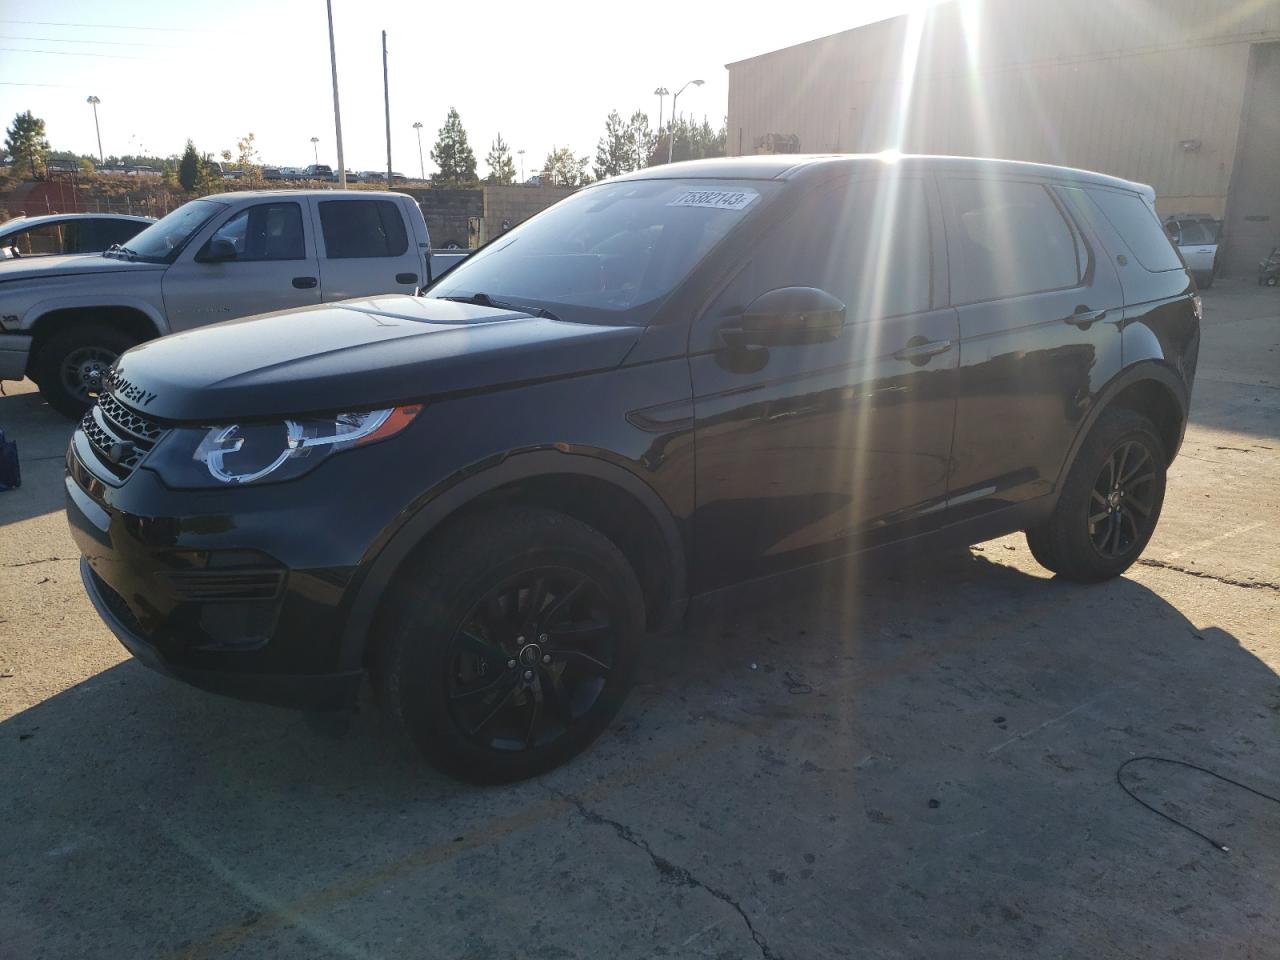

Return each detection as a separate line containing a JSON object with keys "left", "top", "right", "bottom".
{"left": 8, "top": 223, "right": 63, "bottom": 255}
{"left": 431, "top": 177, "right": 778, "bottom": 324}
{"left": 120, "top": 199, "right": 226, "bottom": 263}
{"left": 207, "top": 202, "right": 305, "bottom": 261}
{"left": 318, "top": 199, "right": 408, "bottom": 258}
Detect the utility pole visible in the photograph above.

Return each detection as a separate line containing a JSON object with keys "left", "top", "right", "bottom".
{"left": 653, "top": 87, "right": 668, "bottom": 154}
{"left": 325, "top": 0, "right": 346, "bottom": 187}
{"left": 412, "top": 122, "right": 424, "bottom": 181}
{"left": 86, "top": 96, "right": 103, "bottom": 165}
{"left": 382, "top": 30, "right": 392, "bottom": 184}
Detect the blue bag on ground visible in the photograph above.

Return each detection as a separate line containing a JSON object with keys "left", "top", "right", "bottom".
{"left": 0, "top": 429, "right": 19, "bottom": 491}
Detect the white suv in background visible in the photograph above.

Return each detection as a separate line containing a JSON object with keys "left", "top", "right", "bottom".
{"left": 1163, "top": 214, "right": 1221, "bottom": 288}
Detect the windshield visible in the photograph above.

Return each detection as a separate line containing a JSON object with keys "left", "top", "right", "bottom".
{"left": 114, "top": 199, "right": 226, "bottom": 263}
{"left": 430, "top": 178, "right": 777, "bottom": 324}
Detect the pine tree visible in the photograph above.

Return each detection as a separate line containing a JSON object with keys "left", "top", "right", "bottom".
{"left": 178, "top": 140, "right": 202, "bottom": 191}
{"left": 593, "top": 110, "right": 632, "bottom": 180}
{"left": 431, "top": 107, "right": 478, "bottom": 185}
{"left": 627, "top": 111, "right": 656, "bottom": 169}
{"left": 4, "top": 111, "right": 50, "bottom": 179}
{"left": 484, "top": 133, "right": 516, "bottom": 184}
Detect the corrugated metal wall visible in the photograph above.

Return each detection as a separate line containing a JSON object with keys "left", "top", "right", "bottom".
{"left": 726, "top": 0, "right": 1280, "bottom": 215}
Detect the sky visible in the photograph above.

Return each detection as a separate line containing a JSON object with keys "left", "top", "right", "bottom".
{"left": 0, "top": 0, "right": 924, "bottom": 178}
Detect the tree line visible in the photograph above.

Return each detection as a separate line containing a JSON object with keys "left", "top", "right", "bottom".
{"left": 4, "top": 105, "right": 729, "bottom": 191}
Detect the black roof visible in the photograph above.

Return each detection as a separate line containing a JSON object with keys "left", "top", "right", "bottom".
{"left": 610, "top": 154, "right": 1151, "bottom": 196}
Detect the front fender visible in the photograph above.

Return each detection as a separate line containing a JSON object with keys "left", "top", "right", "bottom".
{"left": 27, "top": 291, "right": 168, "bottom": 336}
{"left": 335, "top": 448, "right": 687, "bottom": 671}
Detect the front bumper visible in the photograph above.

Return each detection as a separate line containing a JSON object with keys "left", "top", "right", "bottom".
{"left": 81, "top": 557, "right": 362, "bottom": 710}
{"left": 63, "top": 430, "right": 410, "bottom": 711}
{"left": 0, "top": 332, "right": 32, "bottom": 381}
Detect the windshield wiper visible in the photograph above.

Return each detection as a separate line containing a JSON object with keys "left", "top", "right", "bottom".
{"left": 440, "top": 292, "right": 561, "bottom": 322}
{"left": 118, "top": 245, "right": 139, "bottom": 261}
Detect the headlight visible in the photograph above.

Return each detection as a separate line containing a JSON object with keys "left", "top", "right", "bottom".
{"left": 147, "top": 405, "right": 422, "bottom": 487}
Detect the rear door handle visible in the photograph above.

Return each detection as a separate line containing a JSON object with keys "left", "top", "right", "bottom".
{"left": 1064, "top": 307, "right": 1106, "bottom": 328}
{"left": 292, "top": 276, "right": 318, "bottom": 289}
{"left": 396, "top": 272, "right": 418, "bottom": 285}
{"left": 893, "top": 337, "right": 953, "bottom": 365}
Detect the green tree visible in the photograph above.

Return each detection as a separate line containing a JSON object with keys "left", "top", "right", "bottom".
{"left": 484, "top": 132, "right": 516, "bottom": 184}
{"left": 593, "top": 110, "right": 632, "bottom": 180}
{"left": 431, "top": 107, "right": 477, "bottom": 185}
{"left": 178, "top": 139, "right": 202, "bottom": 191}
{"left": 628, "top": 111, "right": 656, "bottom": 169}
{"left": 4, "top": 111, "right": 50, "bottom": 179}
{"left": 235, "top": 132, "right": 261, "bottom": 185}
{"left": 543, "top": 146, "right": 589, "bottom": 187}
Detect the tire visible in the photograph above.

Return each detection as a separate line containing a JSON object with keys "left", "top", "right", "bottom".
{"left": 33, "top": 323, "right": 137, "bottom": 419}
{"left": 1026, "top": 407, "right": 1168, "bottom": 582}
{"left": 376, "top": 506, "right": 645, "bottom": 783}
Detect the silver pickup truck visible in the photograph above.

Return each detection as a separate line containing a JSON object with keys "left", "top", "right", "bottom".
{"left": 0, "top": 189, "right": 468, "bottom": 416}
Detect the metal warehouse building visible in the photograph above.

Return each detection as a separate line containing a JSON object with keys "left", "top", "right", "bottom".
{"left": 726, "top": 0, "right": 1280, "bottom": 273}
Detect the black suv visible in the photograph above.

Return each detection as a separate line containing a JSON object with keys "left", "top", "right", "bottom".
{"left": 67, "top": 156, "right": 1200, "bottom": 782}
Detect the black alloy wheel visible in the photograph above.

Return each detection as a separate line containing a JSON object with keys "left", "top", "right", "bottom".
{"left": 447, "top": 569, "right": 617, "bottom": 753}
{"left": 1088, "top": 439, "right": 1159, "bottom": 559}
{"left": 377, "top": 506, "right": 644, "bottom": 783}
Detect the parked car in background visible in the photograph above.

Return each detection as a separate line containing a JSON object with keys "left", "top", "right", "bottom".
{"left": 0, "top": 191, "right": 469, "bottom": 415}
{"left": 0, "top": 213, "right": 155, "bottom": 260}
{"left": 262, "top": 167, "right": 284, "bottom": 181}
{"left": 1163, "top": 214, "right": 1221, "bottom": 287}
{"left": 64, "top": 155, "right": 1200, "bottom": 783}
{"left": 281, "top": 167, "right": 306, "bottom": 180}
{"left": 304, "top": 164, "right": 333, "bottom": 180}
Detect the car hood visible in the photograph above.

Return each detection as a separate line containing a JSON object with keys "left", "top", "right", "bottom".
{"left": 108, "top": 295, "right": 642, "bottom": 421}
{"left": 0, "top": 252, "right": 164, "bottom": 282}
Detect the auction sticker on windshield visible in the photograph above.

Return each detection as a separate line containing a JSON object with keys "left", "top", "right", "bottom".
{"left": 667, "top": 188, "right": 759, "bottom": 211}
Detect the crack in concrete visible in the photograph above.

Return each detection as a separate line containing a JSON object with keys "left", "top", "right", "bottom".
{"left": 1137, "top": 558, "right": 1279, "bottom": 592}
{"left": 551, "top": 788, "right": 780, "bottom": 960}
{"left": 5, "top": 556, "right": 69, "bottom": 568}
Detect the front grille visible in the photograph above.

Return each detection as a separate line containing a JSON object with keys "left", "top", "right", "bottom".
{"left": 80, "top": 393, "right": 168, "bottom": 482}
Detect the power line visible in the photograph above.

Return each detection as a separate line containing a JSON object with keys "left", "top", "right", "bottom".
{"left": 0, "top": 80, "right": 77, "bottom": 87}
{"left": 0, "top": 34, "right": 194, "bottom": 49}
{"left": 0, "top": 18, "right": 202, "bottom": 33}
{"left": 0, "top": 47, "right": 161, "bottom": 61}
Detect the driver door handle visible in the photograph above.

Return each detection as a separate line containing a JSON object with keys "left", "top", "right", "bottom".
{"left": 292, "top": 276, "right": 318, "bottom": 289}
{"left": 1064, "top": 307, "right": 1106, "bottom": 328}
{"left": 893, "top": 338, "right": 952, "bottom": 365}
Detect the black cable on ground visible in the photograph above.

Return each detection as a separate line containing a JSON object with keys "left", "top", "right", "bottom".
{"left": 1116, "top": 755, "right": 1280, "bottom": 853}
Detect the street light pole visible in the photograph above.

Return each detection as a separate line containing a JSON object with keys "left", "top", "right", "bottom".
{"left": 86, "top": 95, "right": 103, "bottom": 165}
{"left": 412, "top": 122, "right": 424, "bottom": 181}
{"left": 325, "top": 0, "right": 346, "bottom": 187}
{"left": 382, "top": 30, "right": 393, "bottom": 184}
{"left": 653, "top": 86, "right": 668, "bottom": 157}
{"left": 517, "top": 149, "right": 525, "bottom": 183}
{"left": 667, "top": 79, "right": 704, "bottom": 165}
{"left": 310, "top": 136, "right": 320, "bottom": 166}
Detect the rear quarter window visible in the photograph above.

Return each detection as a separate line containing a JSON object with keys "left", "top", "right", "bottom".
{"left": 1084, "top": 188, "right": 1183, "bottom": 272}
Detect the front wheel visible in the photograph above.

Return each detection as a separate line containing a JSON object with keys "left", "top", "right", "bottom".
{"left": 1026, "top": 408, "right": 1168, "bottom": 582}
{"left": 376, "top": 507, "right": 644, "bottom": 783}
{"left": 33, "top": 324, "right": 137, "bottom": 419}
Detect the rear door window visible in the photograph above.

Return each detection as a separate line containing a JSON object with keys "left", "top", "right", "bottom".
{"left": 1084, "top": 188, "right": 1183, "bottom": 272}
{"left": 9, "top": 223, "right": 65, "bottom": 255}
{"left": 942, "top": 179, "right": 1083, "bottom": 304}
{"left": 318, "top": 199, "right": 408, "bottom": 258}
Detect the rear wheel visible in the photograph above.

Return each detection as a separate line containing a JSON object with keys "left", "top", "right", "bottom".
{"left": 1026, "top": 408, "right": 1167, "bottom": 582}
{"left": 33, "top": 324, "right": 137, "bottom": 419}
{"left": 376, "top": 506, "right": 644, "bottom": 783}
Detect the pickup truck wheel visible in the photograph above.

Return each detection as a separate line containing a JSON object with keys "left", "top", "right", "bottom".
{"left": 33, "top": 325, "right": 137, "bottom": 419}
{"left": 376, "top": 506, "right": 644, "bottom": 784}
{"left": 1026, "top": 408, "right": 1167, "bottom": 582}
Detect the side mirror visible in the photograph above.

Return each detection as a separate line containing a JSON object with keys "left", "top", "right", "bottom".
{"left": 720, "top": 286, "right": 846, "bottom": 348}
{"left": 197, "top": 237, "right": 237, "bottom": 263}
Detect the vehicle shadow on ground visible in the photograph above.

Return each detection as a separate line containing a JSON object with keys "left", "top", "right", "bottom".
{"left": 2, "top": 547, "right": 1278, "bottom": 959}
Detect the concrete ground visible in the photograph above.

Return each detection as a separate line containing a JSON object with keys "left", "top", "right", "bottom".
{"left": 1, "top": 281, "right": 1277, "bottom": 960}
